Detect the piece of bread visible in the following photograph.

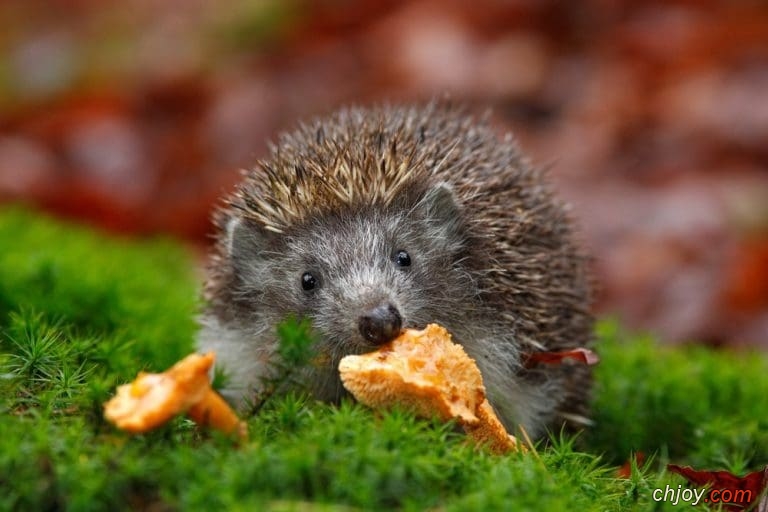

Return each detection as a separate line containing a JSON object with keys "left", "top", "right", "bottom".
{"left": 104, "top": 352, "right": 246, "bottom": 439}
{"left": 339, "top": 324, "right": 523, "bottom": 453}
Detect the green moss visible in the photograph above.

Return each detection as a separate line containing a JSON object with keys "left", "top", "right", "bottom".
{"left": 589, "top": 321, "right": 768, "bottom": 469}
{"left": 0, "top": 207, "right": 198, "bottom": 372}
{"left": 1, "top": 206, "right": 766, "bottom": 511}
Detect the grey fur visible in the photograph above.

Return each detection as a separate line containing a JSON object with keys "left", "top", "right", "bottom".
{"left": 198, "top": 103, "right": 593, "bottom": 438}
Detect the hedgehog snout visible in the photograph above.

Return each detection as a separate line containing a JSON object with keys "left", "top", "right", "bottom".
{"left": 357, "top": 303, "right": 402, "bottom": 345}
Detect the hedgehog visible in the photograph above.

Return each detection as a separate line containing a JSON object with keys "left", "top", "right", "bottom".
{"left": 197, "top": 103, "right": 593, "bottom": 438}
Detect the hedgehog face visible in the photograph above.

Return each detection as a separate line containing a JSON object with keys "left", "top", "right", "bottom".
{"left": 225, "top": 184, "right": 476, "bottom": 363}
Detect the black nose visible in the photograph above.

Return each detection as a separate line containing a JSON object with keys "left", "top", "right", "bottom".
{"left": 358, "top": 303, "right": 402, "bottom": 344}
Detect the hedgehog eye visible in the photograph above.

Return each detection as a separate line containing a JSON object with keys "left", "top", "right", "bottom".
{"left": 393, "top": 250, "right": 411, "bottom": 268}
{"left": 301, "top": 271, "right": 320, "bottom": 291}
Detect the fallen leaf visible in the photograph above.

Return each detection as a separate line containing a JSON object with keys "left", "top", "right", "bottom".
{"left": 522, "top": 348, "right": 600, "bottom": 368}
{"left": 617, "top": 451, "right": 646, "bottom": 479}
{"left": 667, "top": 464, "right": 768, "bottom": 511}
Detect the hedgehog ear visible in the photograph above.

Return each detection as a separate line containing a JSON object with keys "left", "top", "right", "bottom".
{"left": 225, "top": 216, "right": 274, "bottom": 270}
{"left": 414, "top": 183, "right": 462, "bottom": 239}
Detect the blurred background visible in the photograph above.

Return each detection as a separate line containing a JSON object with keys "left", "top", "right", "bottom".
{"left": 0, "top": 0, "right": 766, "bottom": 347}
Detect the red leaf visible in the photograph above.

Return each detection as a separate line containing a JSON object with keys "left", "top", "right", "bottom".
{"left": 523, "top": 348, "right": 600, "bottom": 368}
{"left": 617, "top": 451, "right": 646, "bottom": 479}
{"left": 667, "top": 464, "right": 768, "bottom": 511}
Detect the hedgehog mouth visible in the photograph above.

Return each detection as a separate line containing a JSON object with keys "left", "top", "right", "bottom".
{"left": 341, "top": 329, "right": 404, "bottom": 355}
{"left": 323, "top": 313, "right": 438, "bottom": 370}
{"left": 320, "top": 306, "right": 420, "bottom": 359}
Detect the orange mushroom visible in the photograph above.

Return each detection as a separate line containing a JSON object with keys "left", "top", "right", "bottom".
{"left": 104, "top": 352, "right": 246, "bottom": 440}
{"left": 339, "top": 324, "right": 524, "bottom": 454}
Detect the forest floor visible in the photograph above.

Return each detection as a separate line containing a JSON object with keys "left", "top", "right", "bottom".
{"left": 1, "top": 208, "right": 766, "bottom": 511}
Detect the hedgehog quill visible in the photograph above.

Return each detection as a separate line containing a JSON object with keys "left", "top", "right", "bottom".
{"left": 198, "top": 103, "right": 593, "bottom": 438}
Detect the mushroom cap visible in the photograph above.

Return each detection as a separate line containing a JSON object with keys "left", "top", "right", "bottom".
{"left": 339, "top": 324, "right": 486, "bottom": 424}
{"left": 104, "top": 352, "right": 214, "bottom": 433}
